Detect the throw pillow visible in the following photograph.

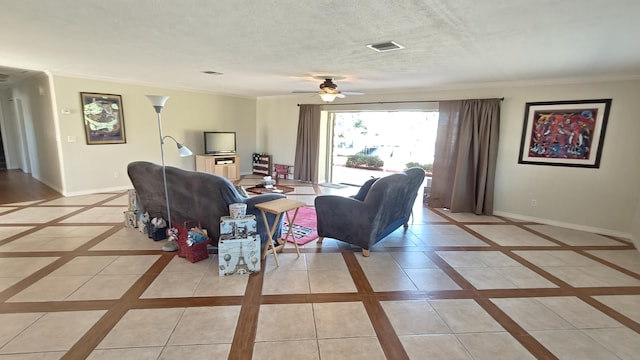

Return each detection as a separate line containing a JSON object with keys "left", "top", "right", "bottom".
{"left": 352, "top": 177, "right": 379, "bottom": 201}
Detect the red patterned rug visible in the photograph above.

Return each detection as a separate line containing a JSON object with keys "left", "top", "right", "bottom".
{"left": 281, "top": 206, "right": 318, "bottom": 245}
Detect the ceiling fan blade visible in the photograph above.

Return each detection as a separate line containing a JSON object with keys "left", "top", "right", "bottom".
{"left": 294, "top": 77, "right": 364, "bottom": 98}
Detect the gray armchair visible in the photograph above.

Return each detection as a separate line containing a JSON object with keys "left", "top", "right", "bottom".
{"left": 127, "top": 161, "right": 285, "bottom": 244}
{"left": 314, "top": 167, "right": 425, "bottom": 256}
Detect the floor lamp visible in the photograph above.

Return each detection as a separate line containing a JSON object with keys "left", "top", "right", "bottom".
{"left": 146, "top": 95, "right": 193, "bottom": 251}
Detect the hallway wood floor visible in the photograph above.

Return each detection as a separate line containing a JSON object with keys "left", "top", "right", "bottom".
{"left": 0, "top": 170, "right": 61, "bottom": 205}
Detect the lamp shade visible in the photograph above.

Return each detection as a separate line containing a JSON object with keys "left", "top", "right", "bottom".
{"left": 319, "top": 93, "right": 337, "bottom": 102}
{"left": 177, "top": 143, "right": 193, "bottom": 157}
{"left": 146, "top": 95, "right": 169, "bottom": 107}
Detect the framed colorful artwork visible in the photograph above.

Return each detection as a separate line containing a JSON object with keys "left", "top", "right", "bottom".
{"left": 80, "top": 92, "right": 126, "bottom": 144}
{"left": 518, "top": 99, "right": 611, "bottom": 168}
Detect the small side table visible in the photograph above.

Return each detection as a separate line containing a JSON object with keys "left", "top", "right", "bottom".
{"left": 255, "top": 198, "right": 305, "bottom": 267}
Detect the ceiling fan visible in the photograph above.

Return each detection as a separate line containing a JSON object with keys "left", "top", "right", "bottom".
{"left": 293, "top": 78, "right": 364, "bottom": 102}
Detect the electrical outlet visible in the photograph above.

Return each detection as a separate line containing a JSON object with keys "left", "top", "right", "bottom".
{"left": 531, "top": 199, "right": 537, "bottom": 207}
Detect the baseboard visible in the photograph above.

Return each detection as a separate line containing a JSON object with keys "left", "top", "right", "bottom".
{"left": 493, "top": 211, "right": 632, "bottom": 239}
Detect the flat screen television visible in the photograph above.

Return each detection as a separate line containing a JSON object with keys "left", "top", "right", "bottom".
{"left": 204, "top": 131, "right": 236, "bottom": 155}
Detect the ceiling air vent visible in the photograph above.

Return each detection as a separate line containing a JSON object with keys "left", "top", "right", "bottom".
{"left": 366, "top": 41, "right": 404, "bottom": 52}
{"left": 201, "top": 71, "right": 223, "bottom": 75}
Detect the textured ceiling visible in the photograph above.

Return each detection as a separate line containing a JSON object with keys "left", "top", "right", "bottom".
{"left": 1, "top": 0, "right": 639, "bottom": 97}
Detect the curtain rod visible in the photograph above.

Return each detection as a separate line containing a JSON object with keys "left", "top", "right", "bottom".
{"left": 297, "top": 97, "right": 504, "bottom": 106}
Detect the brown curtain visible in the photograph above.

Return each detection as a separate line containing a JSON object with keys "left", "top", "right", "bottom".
{"left": 293, "top": 104, "right": 321, "bottom": 182}
{"left": 429, "top": 99, "right": 500, "bottom": 215}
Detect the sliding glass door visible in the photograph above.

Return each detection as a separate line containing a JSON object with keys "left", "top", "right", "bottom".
{"left": 325, "top": 110, "right": 438, "bottom": 186}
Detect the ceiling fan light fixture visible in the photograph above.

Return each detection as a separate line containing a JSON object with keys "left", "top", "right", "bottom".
{"left": 319, "top": 78, "right": 338, "bottom": 91}
{"left": 319, "top": 93, "right": 338, "bottom": 102}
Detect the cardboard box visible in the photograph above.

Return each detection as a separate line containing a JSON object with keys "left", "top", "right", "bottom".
{"left": 220, "top": 215, "right": 257, "bottom": 240}
{"left": 218, "top": 236, "right": 261, "bottom": 275}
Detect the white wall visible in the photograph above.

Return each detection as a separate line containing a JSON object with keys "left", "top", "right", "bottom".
{"left": 255, "top": 97, "right": 301, "bottom": 165}
{"left": 494, "top": 80, "right": 640, "bottom": 237}
{"left": 2, "top": 74, "right": 64, "bottom": 191}
{"left": 257, "top": 79, "right": 640, "bottom": 238}
{"left": 51, "top": 75, "right": 257, "bottom": 195}
{"left": 23, "top": 74, "right": 63, "bottom": 189}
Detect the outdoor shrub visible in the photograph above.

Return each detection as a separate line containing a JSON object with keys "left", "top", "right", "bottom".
{"left": 346, "top": 154, "right": 384, "bottom": 169}
{"left": 366, "top": 156, "right": 384, "bottom": 168}
{"left": 406, "top": 162, "right": 433, "bottom": 173}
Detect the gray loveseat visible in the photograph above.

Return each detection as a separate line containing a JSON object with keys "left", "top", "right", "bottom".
{"left": 127, "top": 161, "right": 285, "bottom": 244}
{"left": 314, "top": 167, "right": 425, "bottom": 256}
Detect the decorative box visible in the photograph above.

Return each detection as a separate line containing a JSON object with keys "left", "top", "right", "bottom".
{"left": 127, "top": 189, "right": 138, "bottom": 211}
{"left": 123, "top": 210, "right": 137, "bottom": 228}
{"left": 218, "top": 236, "right": 261, "bottom": 275}
{"left": 138, "top": 221, "right": 148, "bottom": 234}
{"left": 220, "top": 215, "right": 257, "bottom": 240}
{"left": 137, "top": 212, "right": 149, "bottom": 234}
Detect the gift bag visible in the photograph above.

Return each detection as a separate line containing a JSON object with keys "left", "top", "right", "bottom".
{"left": 174, "top": 221, "right": 211, "bottom": 263}
{"left": 149, "top": 216, "right": 168, "bottom": 241}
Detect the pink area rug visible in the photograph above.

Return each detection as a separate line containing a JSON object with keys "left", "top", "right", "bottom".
{"left": 281, "top": 206, "right": 318, "bottom": 245}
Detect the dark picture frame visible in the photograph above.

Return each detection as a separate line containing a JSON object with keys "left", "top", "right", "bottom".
{"left": 518, "top": 99, "right": 611, "bottom": 168}
{"left": 80, "top": 92, "right": 126, "bottom": 144}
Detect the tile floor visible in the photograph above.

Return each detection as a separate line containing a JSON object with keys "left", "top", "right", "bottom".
{"left": 0, "top": 178, "right": 639, "bottom": 359}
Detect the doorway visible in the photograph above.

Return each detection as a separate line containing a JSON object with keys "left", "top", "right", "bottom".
{"left": 0, "top": 127, "right": 5, "bottom": 170}
{"left": 328, "top": 111, "right": 438, "bottom": 186}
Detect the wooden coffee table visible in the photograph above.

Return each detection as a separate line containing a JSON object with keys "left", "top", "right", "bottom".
{"left": 246, "top": 185, "right": 295, "bottom": 194}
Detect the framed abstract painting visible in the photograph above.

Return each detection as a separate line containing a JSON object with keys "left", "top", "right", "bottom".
{"left": 518, "top": 99, "right": 611, "bottom": 168}
{"left": 81, "top": 92, "right": 126, "bottom": 144}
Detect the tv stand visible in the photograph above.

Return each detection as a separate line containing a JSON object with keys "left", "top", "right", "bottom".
{"left": 195, "top": 154, "right": 240, "bottom": 181}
